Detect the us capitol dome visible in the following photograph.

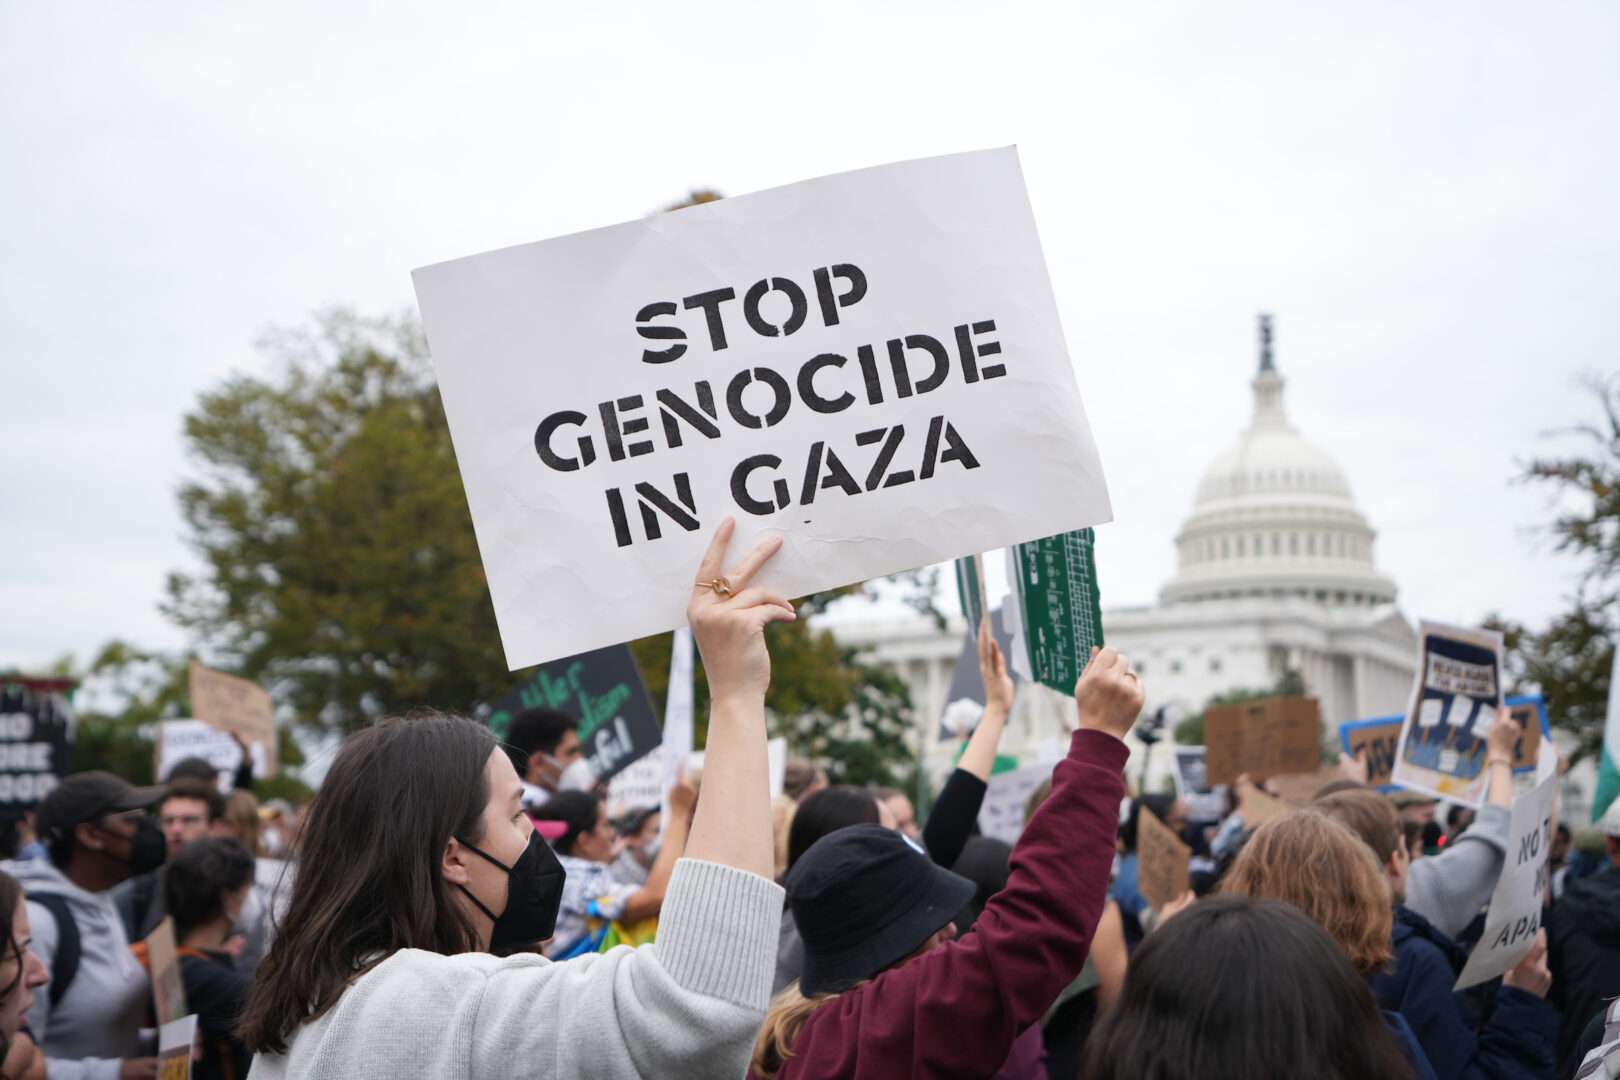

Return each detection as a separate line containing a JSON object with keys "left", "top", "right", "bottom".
{"left": 1105, "top": 314, "right": 1416, "bottom": 730}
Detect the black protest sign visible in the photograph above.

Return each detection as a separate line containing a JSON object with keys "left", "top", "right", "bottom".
{"left": 0, "top": 678, "right": 74, "bottom": 809}
{"left": 489, "top": 645, "right": 661, "bottom": 782}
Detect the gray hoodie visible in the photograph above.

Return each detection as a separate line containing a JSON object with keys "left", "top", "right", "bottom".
{"left": 1402, "top": 802, "right": 1511, "bottom": 940}
{"left": 4, "top": 858, "right": 151, "bottom": 1080}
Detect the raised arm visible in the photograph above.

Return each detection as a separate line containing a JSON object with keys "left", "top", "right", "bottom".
{"left": 923, "top": 622, "right": 1014, "bottom": 868}
{"left": 682, "top": 518, "right": 796, "bottom": 880}
{"left": 794, "top": 647, "right": 1143, "bottom": 1077}
{"left": 620, "top": 779, "right": 696, "bottom": 922}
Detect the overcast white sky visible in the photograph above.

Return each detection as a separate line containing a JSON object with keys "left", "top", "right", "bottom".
{"left": 3, "top": 1, "right": 1616, "bottom": 672}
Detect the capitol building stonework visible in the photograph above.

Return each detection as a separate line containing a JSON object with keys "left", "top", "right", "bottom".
{"left": 829, "top": 316, "right": 1419, "bottom": 785}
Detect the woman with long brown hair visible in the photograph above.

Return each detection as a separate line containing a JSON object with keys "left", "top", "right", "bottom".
{"left": 241, "top": 521, "right": 795, "bottom": 1079}
{"left": 0, "top": 871, "right": 49, "bottom": 1078}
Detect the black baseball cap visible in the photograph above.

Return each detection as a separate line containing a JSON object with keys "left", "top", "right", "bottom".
{"left": 35, "top": 771, "right": 165, "bottom": 844}
{"left": 786, "top": 823, "right": 975, "bottom": 995}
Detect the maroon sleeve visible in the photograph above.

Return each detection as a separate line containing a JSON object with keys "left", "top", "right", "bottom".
{"left": 777, "top": 728, "right": 1128, "bottom": 1080}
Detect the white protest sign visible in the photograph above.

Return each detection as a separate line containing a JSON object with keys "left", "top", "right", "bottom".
{"left": 1393, "top": 622, "right": 1504, "bottom": 807}
{"left": 1455, "top": 741, "right": 1558, "bottom": 990}
{"left": 156, "top": 719, "right": 267, "bottom": 790}
{"left": 157, "top": 1013, "right": 197, "bottom": 1080}
{"left": 414, "top": 147, "right": 1112, "bottom": 669}
{"left": 977, "top": 763, "right": 1051, "bottom": 845}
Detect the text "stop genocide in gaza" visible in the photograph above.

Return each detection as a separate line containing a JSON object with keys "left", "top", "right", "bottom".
{"left": 532, "top": 263, "right": 1009, "bottom": 547}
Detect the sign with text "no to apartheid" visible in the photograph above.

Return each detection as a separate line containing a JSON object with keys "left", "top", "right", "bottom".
{"left": 414, "top": 147, "right": 1112, "bottom": 668}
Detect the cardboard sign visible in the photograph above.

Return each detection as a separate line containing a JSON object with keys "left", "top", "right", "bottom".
{"left": 157, "top": 1014, "right": 197, "bottom": 1080}
{"left": 1392, "top": 622, "right": 1504, "bottom": 808}
{"left": 1136, "top": 807, "right": 1191, "bottom": 910}
{"left": 954, "top": 553, "right": 989, "bottom": 634}
{"left": 1239, "top": 787, "right": 1291, "bottom": 828}
{"left": 1004, "top": 528, "right": 1105, "bottom": 695}
{"left": 147, "top": 916, "right": 187, "bottom": 1026}
{"left": 1455, "top": 742, "right": 1558, "bottom": 989}
{"left": 489, "top": 644, "right": 661, "bottom": 783}
{"left": 413, "top": 147, "right": 1112, "bottom": 669}
{"left": 1203, "top": 697, "right": 1322, "bottom": 786}
{"left": 0, "top": 678, "right": 74, "bottom": 808}
{"left": 1340, "top": 717, "right": 1402, "bottom": 791}
{"left": 188, "top": 662, "right": 277, "bottom": 778}
{"left": 1343, "top": 694, "right": 1547, "bottom": 793}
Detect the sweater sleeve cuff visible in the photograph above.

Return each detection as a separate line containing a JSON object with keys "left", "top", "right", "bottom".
{"left": 655, "top": 858, "right": 784, "bottom": 1012}
{"left": 1068, "top": 728, "right": 1130, "bottom": 773}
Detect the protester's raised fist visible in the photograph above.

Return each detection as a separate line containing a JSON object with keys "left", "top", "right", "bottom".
{"left": 1502, "top": 928, "right": 1552, "bottom": 998}
{"left": 1073, "top": 646, "right": 1143, "bottom": 739}
{"left": 687, "top": 518, "right": 796, "bottom": 707}
{"left": 1486, "top": 707, "right": 1521, "bottom": 763}
{"left": 667, "top": 776, "right": 698, "bottom": 820}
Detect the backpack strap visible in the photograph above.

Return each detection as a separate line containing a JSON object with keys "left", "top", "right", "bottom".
{"left": 30, "top": 892, "right": 80, "bottom": 1009}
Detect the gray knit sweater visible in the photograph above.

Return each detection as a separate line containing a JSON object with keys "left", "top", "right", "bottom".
{"left": 248, "top": 858, "right": 782, "bottom": 1079}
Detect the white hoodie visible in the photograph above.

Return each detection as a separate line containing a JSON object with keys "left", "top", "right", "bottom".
{"left": 4, "top": 858, "right": 150, "bottom": 1080}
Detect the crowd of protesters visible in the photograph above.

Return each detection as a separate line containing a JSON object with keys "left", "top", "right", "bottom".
{"left": 0, "top": 521, "right": 1615, "bottom": 1078}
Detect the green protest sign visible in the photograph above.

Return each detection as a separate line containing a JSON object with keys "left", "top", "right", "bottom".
{"left": 488, "top": 644, "right": 661, "bottom": 782}
{"left": 1008, "top": 528, "right": 1104, "bottom": 696}
{"left": 953, "top": 553, "right": 988, "bottom": 632}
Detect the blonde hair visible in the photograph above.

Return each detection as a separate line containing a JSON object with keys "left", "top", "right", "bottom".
{"left": 752, "top": 981, "right": 863, "bottom": 1080}
{"left": 771, "top": 795, "right": 798, "bottom": 881}
{"left": 1220, "top": 811, "right": 1394, "bottom": 977}
{"left": 226, "top": 789, "right": 263, "bottom": 857}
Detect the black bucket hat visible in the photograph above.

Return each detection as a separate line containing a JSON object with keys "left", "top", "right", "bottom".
{"left": 786, "top": 823, "right": 975, "bottom": 995}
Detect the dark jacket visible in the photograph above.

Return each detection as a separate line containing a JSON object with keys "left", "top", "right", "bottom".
{"left": 1549, "top": 865, "right": 1620, "bottom": 1075}
{"left": 1371, "top": 906, "right": 1557, "bottom": 1080}
{"left": 769, "top": 730, "right": 1126, "bottom": 1079}
{"left": 178, "top": 948, "right": 251, "bottom": 1080}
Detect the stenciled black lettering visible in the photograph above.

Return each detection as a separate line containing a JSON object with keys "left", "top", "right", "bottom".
{"left": 812, "top": 263, "right": 867, "bottom": 327}
{"left": 855, "top": 426, "right": 914, "bottom": 491}
{"left": 798, "top": 353, "right": 855, "bottom": 414}
{"left": 919, "top": 416, "right": 981, "bottom": 479}
{"left": 655, "top": 384, "right": 721, "bottom": 448}
{"left": 636, "top": 301, "right": 686, "bottom": 364}
{"left": 743, "top": 277, "right": 808, "bottom": 338}
{"left": 726, "top": 367, "right": 792, "bottom": 429}
{"left": 682, "top": 287, "right": 736, "bottom": 352}
{"left": 535, "top": 410, "right": 597, "bottom": 472}
{"left": 599, "top": 395, "right": 654, "bottom": 461}
{"left": 731, "top": 454, "right": 790, "bottom": 515}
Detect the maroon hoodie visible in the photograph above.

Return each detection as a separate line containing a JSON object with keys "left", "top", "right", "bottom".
{"left": 768, "top": 728, "right": 1128, "bottom": 1079}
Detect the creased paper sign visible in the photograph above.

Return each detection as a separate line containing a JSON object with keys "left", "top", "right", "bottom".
{"left": 1392, "top": 622, "right": 1504, "bottom": 808}
{"left": 413, "top": 147, "right": 1112, "bottom": 668}
{"left": 1137, "top": 807, "right": 1191, "bottom": 910}
{"left": 187, "top": 662, "right": 277, "bottom": 778}
{"left": 1455, "top": 741, "right": 1558, "bottom": 990}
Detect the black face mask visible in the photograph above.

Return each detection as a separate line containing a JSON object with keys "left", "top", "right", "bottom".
{"left": 456, "top": 832, "right": 566, "bottom": 950}
{"left": 119, "top": 816, "right": 167, "bottom": 877}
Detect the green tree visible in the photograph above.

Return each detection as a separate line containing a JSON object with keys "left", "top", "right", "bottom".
{"left": 1491, "top": 374, "right": 1619, "bottom": 762}
{"left": 165, "top": 310, "right": 508, "bottom": 734}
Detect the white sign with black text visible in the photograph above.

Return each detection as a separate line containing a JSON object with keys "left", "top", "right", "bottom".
{"left": 414, "top": 147, "right": 1112, "bottom": 668}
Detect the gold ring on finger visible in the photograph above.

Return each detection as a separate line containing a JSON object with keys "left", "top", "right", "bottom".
{"left": 699, "top": 577, "right": 733, "bottom": 598}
